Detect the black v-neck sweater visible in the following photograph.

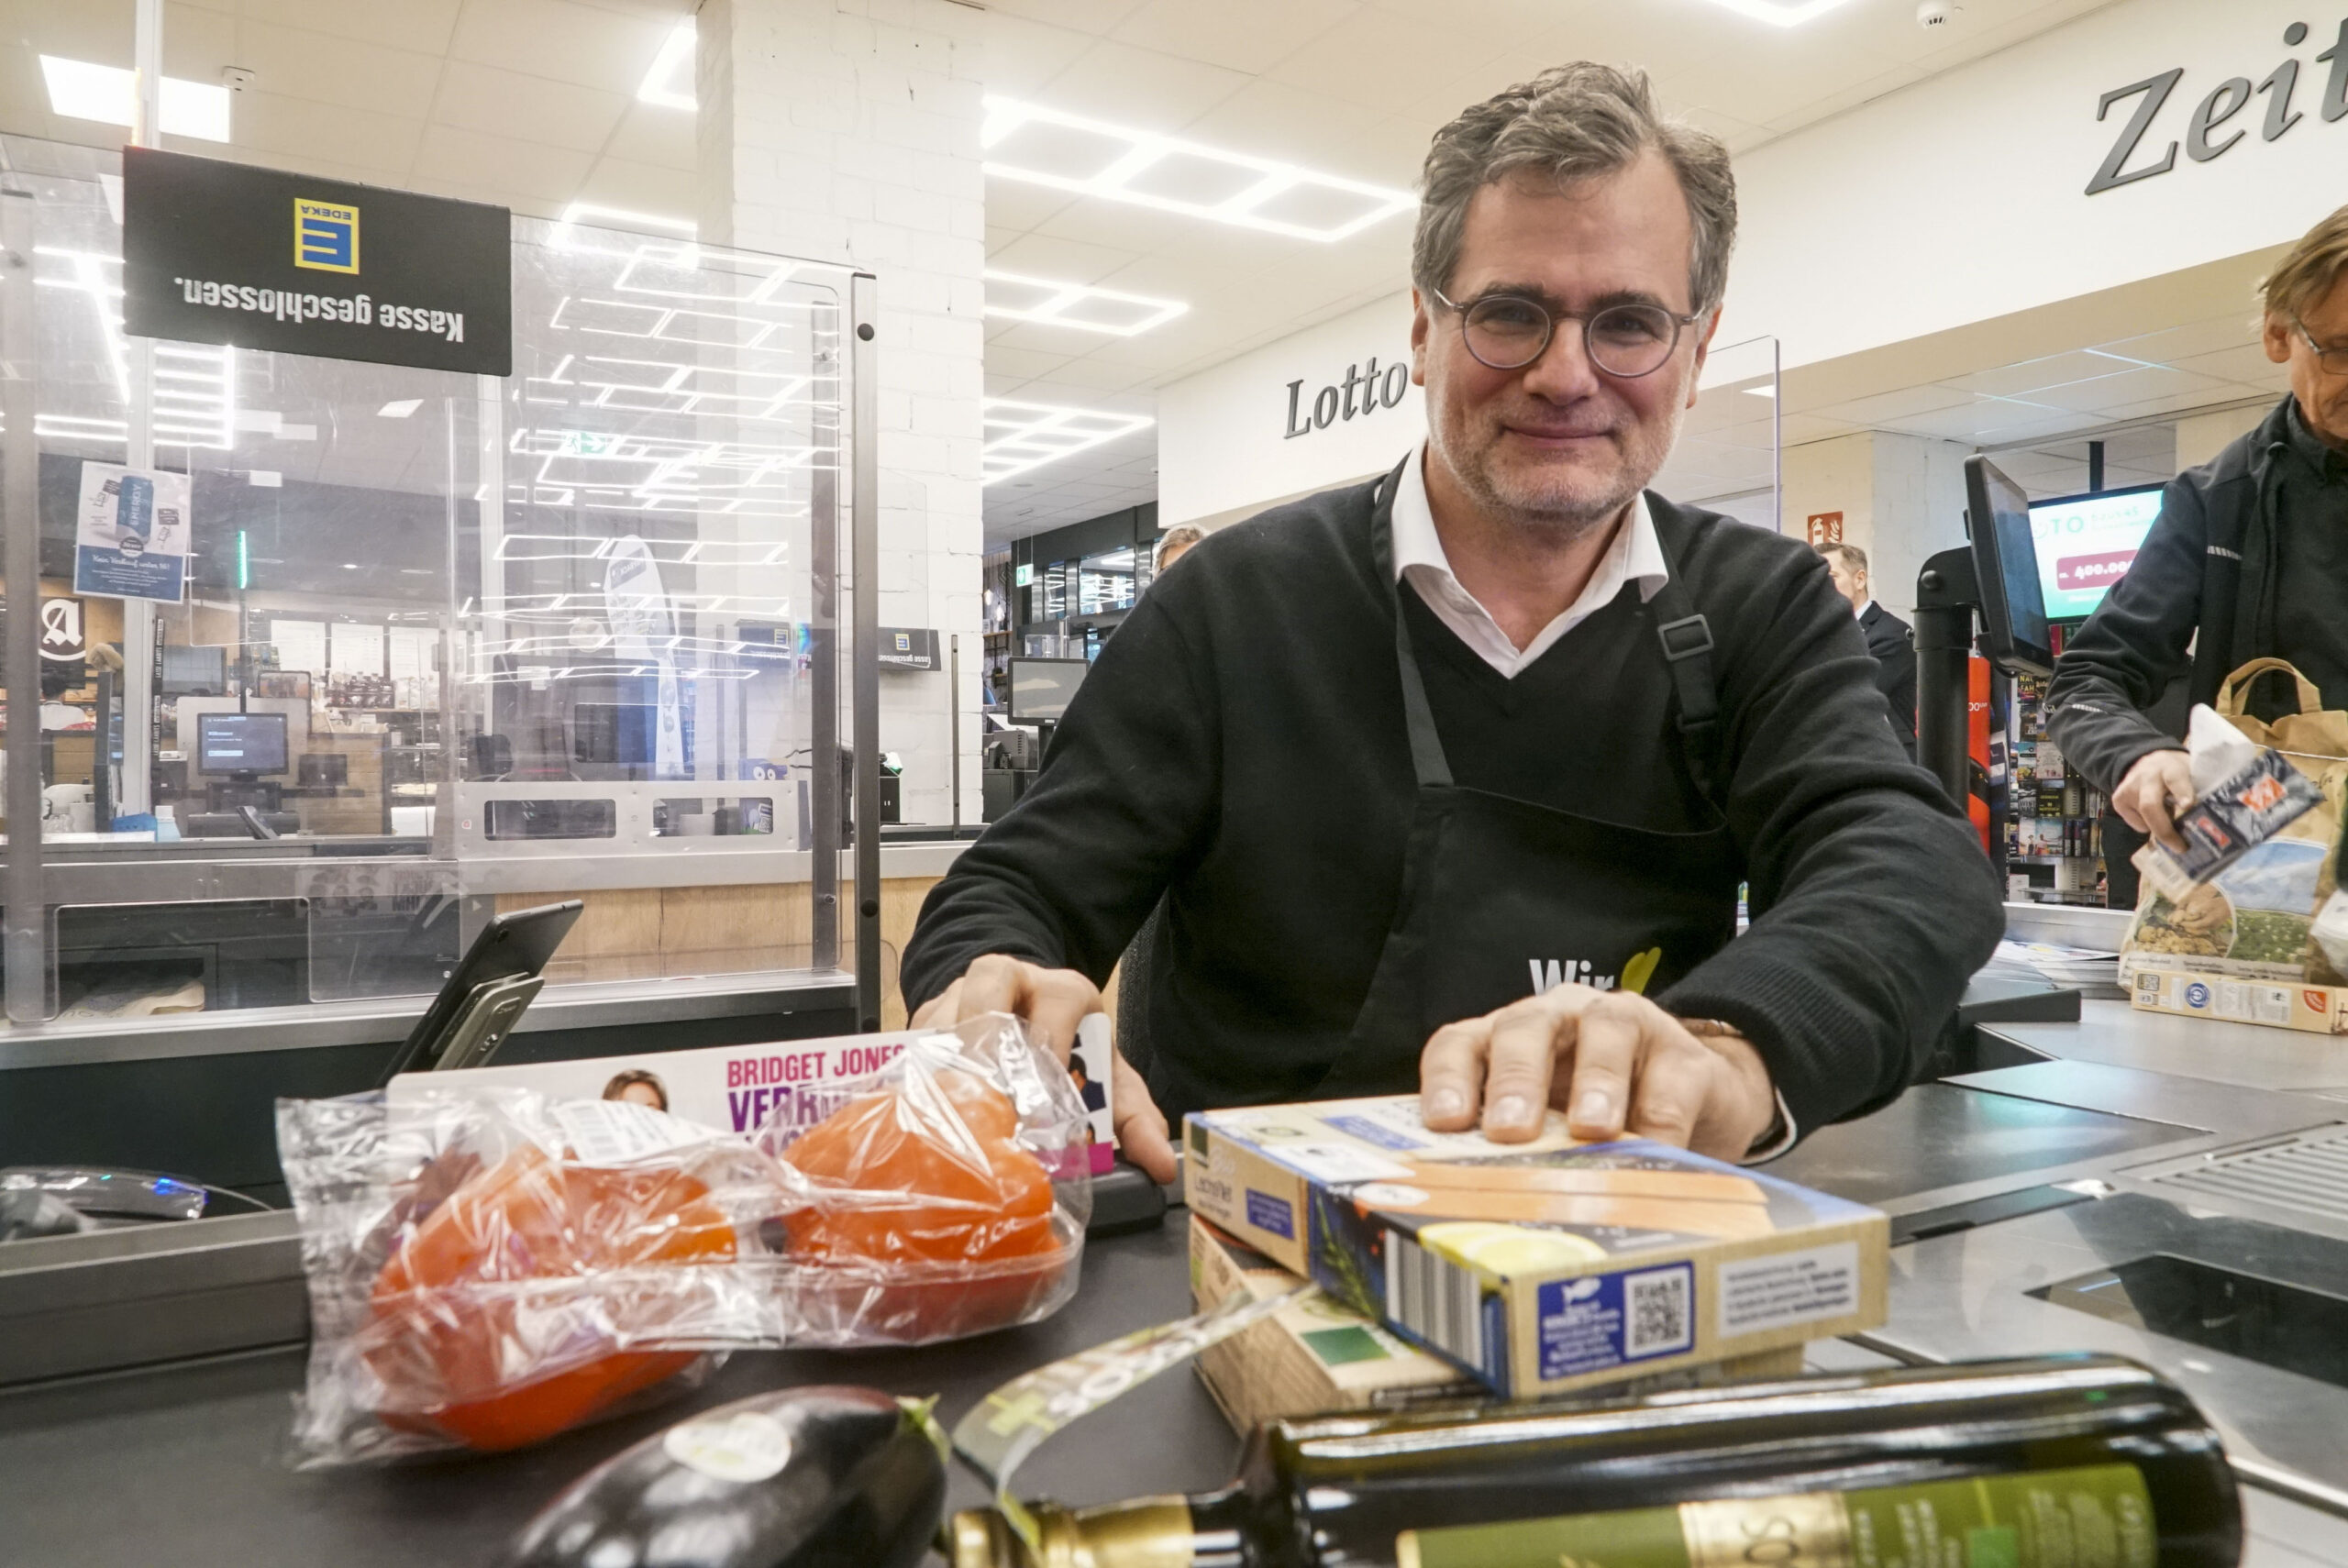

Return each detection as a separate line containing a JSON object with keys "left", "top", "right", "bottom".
{"left": 904, "top": 480, "right": 2004, "bottom": 1138}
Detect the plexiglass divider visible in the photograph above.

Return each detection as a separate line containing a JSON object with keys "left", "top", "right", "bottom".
{"left": 1655, "top": 332, "right": 1783, "bottom": 535}
{"left": 0, "top": 136, "right": 873, "bottom": 1024}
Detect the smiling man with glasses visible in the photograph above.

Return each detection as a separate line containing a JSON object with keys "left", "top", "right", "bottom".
{"left": 903, "top": 64, "right": 2001, "bottom": 1177}
{"left": 2050, "top": 205, "right": 2348, "bottom": 884}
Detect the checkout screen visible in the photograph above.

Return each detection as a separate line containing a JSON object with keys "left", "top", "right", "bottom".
{"left": 2031, "top": 486, "right": 2163, "bottom": 620}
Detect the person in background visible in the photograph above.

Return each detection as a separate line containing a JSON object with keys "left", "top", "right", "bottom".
{"left": 2049, "top": 204, "right": 2348, "bottom": 851}
{"left": 1154, "top": 525, "right": 1204, "bottom": 576}
{"left": 1816, "top": 542, "right": 1917, "bottom": 759}
{"left": 903, "top": 64, "right": 1998, "bottom": 1181}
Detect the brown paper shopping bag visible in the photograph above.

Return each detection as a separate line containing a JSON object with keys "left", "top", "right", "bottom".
{"left": 2122, "top": 657, "right": 2348, "bottom": 985}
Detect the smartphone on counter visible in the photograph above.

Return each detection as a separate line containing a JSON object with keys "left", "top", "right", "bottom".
{"left": 373, "top": 900, "right": 584, "bottom": 1084}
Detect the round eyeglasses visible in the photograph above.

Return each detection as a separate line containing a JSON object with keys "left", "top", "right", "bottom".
{"left": 1432, "top": 287, "right": 1707, "bottom": 378}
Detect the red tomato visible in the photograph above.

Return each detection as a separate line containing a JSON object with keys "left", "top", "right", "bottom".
{"left": 366, "top": 1145, "right": 735, "bottom": 1452}
{"left": 777, "top": 1069, "right": 1069, "bottom": 1340}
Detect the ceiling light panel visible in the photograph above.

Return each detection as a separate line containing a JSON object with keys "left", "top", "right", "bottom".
{"left": 638, "top": 20, "right": 696, "bottom": 110}
{"left": 983, "top": 270, "right": 1186, "bottom": 337}
{"left": 39, "top": 56, "right": 231, "bottom": 141}
{"left": 1689, "top": 0, "right": 1864, "bottom": 25}
{"left": 980, "top": 97, "right": 1416, "bottom": 243}
{"left": 982, "top": 398, "right": 1152, "bottom": 485}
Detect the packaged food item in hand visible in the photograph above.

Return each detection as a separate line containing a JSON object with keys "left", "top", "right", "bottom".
{"left": 760, "top": 1012, "right": 1092, "bottom": 1345}
{"left": 497, "top": 1386, "right": 947, "bottom": 1568}
{"left": 279, "top": 1088, "right": 794, "bottom": 1465}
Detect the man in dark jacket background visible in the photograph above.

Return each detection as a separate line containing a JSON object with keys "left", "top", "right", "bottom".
{"left": 2049, "top": 205, "right": 2348, "bottom": 849}
{"left": 1816, "top": 542, "right": 1917, "bottom": 758}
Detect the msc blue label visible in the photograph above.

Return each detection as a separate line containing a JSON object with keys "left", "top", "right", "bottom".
{"left": 1536, "top": 1263, "right": 1695, "bottom": 1381}
{"left": 2185, "top": 982, "right": 2211, "bottom": 1009}
{"left": 1244, "top": 1188, "right": 1294, "bottom": 1240}
{"left": 1323, "top": 1113, "right": 1424, "bottom": 1152}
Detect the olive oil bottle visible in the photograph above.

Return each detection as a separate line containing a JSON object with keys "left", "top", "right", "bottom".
{"left": 950, "top": 1355, "right": 2238, "bottom": 1568}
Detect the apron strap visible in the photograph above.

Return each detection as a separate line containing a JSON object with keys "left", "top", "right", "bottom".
{"left": 1645, "top": 521, "right": 1723, "bottom": 811}
{"left": 1371, "top": 458, "right": 1457, "bottom": 790}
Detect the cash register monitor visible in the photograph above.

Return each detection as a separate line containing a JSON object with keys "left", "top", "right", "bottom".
{"left": 1964, "top": 454, "right": 2056, "bottom": 679}
{"left": 194, "top": 712, "right": 289, "bottom": 777}
{"left": 1007, "top": 657, "right": 1088, "bottom": 724}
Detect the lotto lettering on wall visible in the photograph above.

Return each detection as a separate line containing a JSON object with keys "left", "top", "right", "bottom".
{"left": 1286, "top": 357, "right": 1413, "bottom": 438}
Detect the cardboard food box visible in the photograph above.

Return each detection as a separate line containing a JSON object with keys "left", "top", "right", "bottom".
{"left": 2129, "top": 964, "right": 2348, "bottom": 1033}
{"left": 1183, "top": 1096, "right": 1887, "bottom": 1402}
{"left": 1191, "top": 1213, "right": 1481, "bottom": 1432}
{"left": 1189, "top": 1215, "right": 1805, "bottom": 1435}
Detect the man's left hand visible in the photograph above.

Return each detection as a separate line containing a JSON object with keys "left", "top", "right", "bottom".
{"left": 1419, "top": 986, "right": 1777, "bottom": 1163}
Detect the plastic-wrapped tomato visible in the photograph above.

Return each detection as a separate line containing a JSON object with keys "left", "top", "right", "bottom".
{"left": 780, "top": 1068, "right": 1056, "bottom": 1264}
{"left": 364, "top": 1145, "right": 736, "bottom": 1452}
{"left": 776, "top": 1067, "right": 1072, "bottom": 1341}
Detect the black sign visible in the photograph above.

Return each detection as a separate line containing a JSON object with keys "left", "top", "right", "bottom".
{"left": 878, "top": 627, "right": 941, "bottom": 670}
{"left": 2087, "top": 17, "right": 2348, "bottom": 195}
{"left": 122, "top": 148, "right": 512, "bottom": 375}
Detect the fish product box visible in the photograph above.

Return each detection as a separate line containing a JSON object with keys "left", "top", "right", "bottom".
{"left": 1183, "top": 1096, "right": 1887, "bottom": 1401}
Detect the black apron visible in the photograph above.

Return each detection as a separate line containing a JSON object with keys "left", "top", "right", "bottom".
{"left": 1311, "top": 466, "right": 1744, "bottom": 1097}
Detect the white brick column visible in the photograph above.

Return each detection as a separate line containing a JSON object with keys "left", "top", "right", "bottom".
{"left": 698, "top": 0, "right": 987, "bottom": 827}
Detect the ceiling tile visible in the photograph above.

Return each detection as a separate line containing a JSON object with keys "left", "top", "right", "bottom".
{"left": 982, "top": 0, "right": 1152, "bottom": 37}
{"left": 985, "top": 12, "right": 1098, "bottom": 95}
{"left": 1176, "top": 78, "right": 1407, "bottom": 187}
{"left": 982, "top": 177, "right": 1079, "bottom": 235}
{"left": 1880, "top": 395, "right": 2064, "bottom": 441}
{"left": 239, "top": 0, "right": 463, "bottom": 55}
{"left": 163, "top": 3, "right": 239, "bottom": 76}
{"left": 430, "top": 60, "right": 628, "bottom": 150}
{"left": 985, "top": 232, "right": 1147, "bottom": 285}
{"left": 1032, "top": 38, "right": 1250, "bottom": 126}
{"left": 1944, "top": 348, "right": 2154, "bottom": 399}
{"left": 228, "top": 23, "right": 445, "bottom": 119}
{"left": 2092, "top": 391, "right": 2259, "bottom": 423}
{"left": 2017, "top": 365, "right": 2229, "bottom": 416}
{"left": 1108, "top": 0, "right": 1357, "bottom": 77}
{"left": 1812, "top": 383, "right": 1975, "bottom": 424}
{"left": 601, "top": 100, "right": 694, "bottom": 168}
{"left": 447, "top": 0, "right": 673, "bottom": 94}
{"left": 2097, "top": 315, "right": 2265, "bottom": 365}
{"left": 413, "top": 121, "right": 593, "bottom": 199}
{"left": 231, "top": 89, "right": 426, "bottom": 172}
{"left": 574, "top": 152, "right": 696, "bottom": 214}
{"left": 2171, "top": 343, "right": 2291, "bottom": 384}
{"left": 1264, "top": 8, "right": 1526, "bottom": 108}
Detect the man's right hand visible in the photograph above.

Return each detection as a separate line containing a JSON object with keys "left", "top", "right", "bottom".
{"left": 909, "top": 954, "right": 1179, "bottom": 1184}
{"left": 2111, "top": 748, "right": 2194, "bottom": 853}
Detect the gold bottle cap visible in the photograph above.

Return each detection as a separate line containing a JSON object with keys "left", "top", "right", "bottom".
{"left": 947, "top": 1500, "right": 1198, "bottom": 1568}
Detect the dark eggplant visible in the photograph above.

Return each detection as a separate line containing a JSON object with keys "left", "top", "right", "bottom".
{"left": 496, "top": 1386, "right": 947, "bottom": 1568}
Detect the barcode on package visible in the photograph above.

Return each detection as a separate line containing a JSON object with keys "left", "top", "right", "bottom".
{"left": 1716, "top": 1241, "right": 1861, "bottom": 1336}
{"left": 1385, "top": 1229, "right": 1483, "bottom": 1372}
{"left": 1623, "top": 1266, "right": 1694, "bottom": 1358}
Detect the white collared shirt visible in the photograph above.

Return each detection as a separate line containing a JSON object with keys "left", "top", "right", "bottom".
{"left": 1389, "top": 442, "right": 1668, "bottom": 677}
{"left": 1855, "top": 598, "right": 1875, "bottom": 620}
{"left": 1387, "top": 443, "right": 1798, "bottom": 1162}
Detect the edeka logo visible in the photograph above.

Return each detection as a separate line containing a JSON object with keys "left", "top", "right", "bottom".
{"left": 2088, "top": 17, "right": 2348, "bottom": 195}
{"left": 294, "top": 198, "right": 359, "bottom": 273}
{"left": 1285, "top": 355, "right": 1411, "bottom": 438}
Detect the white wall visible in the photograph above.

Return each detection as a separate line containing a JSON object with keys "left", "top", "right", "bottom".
{"left": 1157, "top": 292, "right": 1422, "bottom": 527}
{"left": 699, "top": 0, "right": 985, "bottom": 827}
{"left": 1733, "top": 0, "right": 2342, "bottom": 370}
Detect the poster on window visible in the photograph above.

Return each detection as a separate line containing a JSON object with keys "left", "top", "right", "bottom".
{"left": 73, "top": 460, "right": 191, "bottom": 602}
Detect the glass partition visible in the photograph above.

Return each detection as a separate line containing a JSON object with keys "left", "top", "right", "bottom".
{"left": 1654, "top": 332, "right": 1782, "bottom": 533}
{"left": 0, "top": 135, "right": 864, "bottom": 1023}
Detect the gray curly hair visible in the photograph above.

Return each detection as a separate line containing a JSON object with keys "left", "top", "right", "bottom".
{"left": 1412, "top": 63, "right": 1739, "bottom": 316}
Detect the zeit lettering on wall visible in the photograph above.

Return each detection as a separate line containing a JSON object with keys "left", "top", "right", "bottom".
{"left": 1285, "top": 355, "right": 1411, "bottom": 438}
{"left": 2088, "top": 18, "right": 2342, "bottom": 194}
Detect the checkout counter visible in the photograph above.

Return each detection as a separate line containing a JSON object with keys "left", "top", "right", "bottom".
{"left": 6, "top": 903, "right": 2348, "bottom": 1566}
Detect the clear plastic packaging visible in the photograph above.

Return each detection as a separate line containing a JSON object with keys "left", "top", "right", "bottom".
{"left": 277, "top": 1013, "right": 1090, "bottom": 1465}
{"left": 756, "top": 1011, "right": 1093, "bottom": 1347}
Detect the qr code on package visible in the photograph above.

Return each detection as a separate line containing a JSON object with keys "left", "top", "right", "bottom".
{"left": 1623, "top": 1265, "right": 1694, "bottom": 1358}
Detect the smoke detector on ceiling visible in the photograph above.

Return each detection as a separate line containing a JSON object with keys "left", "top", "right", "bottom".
{"left": 1916, "top": 0, "right": 1956, "bottom": 27}
{"left": 221, "top": 66, "right": 255, "bottom": 92}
